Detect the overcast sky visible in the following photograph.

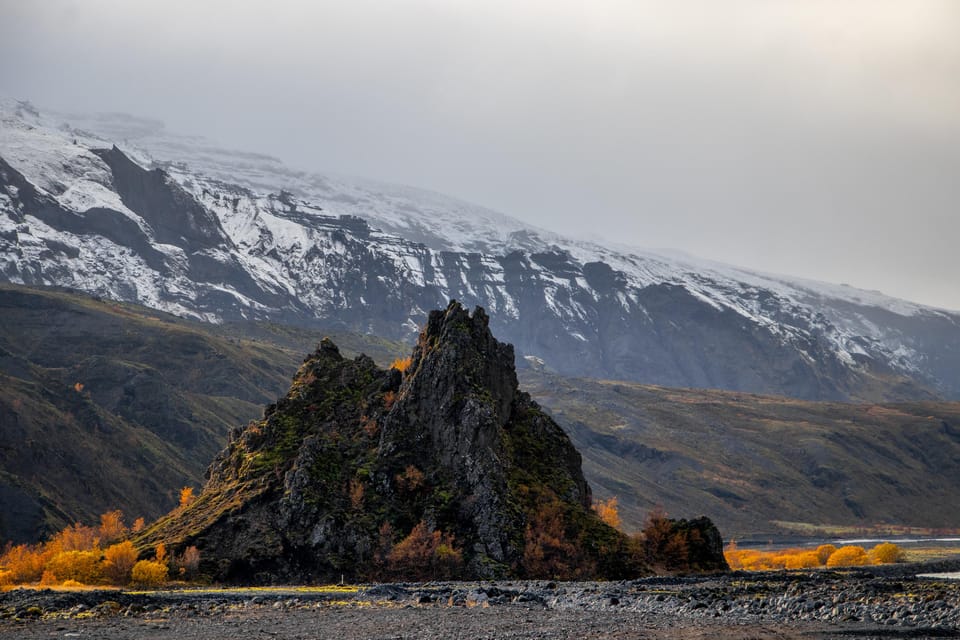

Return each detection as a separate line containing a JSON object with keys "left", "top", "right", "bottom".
{"left": 2, "top": 0, "right": 958, "bottom": 309}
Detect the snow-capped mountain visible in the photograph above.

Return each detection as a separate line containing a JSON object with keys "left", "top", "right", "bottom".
{"left": 2, "top": 99, "right": 959, "bottom": 401}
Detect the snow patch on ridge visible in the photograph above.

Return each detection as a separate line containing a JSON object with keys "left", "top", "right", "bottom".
{"left": 1, "top": 99, "right": 954, "bottom": 393}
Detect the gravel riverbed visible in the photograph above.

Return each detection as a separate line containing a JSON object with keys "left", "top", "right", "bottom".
{"left": 2, "top": 562, "right": 959, "bottom": 639}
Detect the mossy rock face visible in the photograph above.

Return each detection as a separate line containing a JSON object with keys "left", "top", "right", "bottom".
{"left": 141, "top": 301, "right": 649, "bottom": 582}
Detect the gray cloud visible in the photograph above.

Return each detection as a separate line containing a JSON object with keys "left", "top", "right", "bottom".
{"left": 2, "top": 0, "right": 958, "bottom": 309}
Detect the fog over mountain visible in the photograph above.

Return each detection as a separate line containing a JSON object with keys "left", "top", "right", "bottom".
{"left": 4, "top": 100, "right": 960, "bottom": 403}
{"left": 1, "top": 0, "right": 958, "bottom": 310}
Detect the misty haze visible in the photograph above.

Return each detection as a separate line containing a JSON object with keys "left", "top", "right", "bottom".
{"left": 1, "top": 2, "right": 959, "bottom": 639}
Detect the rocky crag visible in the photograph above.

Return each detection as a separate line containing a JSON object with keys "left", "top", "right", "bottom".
{"left": 140, "top": 302, "right": 726, "bottom": 582}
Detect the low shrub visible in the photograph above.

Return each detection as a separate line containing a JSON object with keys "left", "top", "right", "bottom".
{"left": 131, "top": 560, "right": 168, "bottom": 586}
{"left": 870, "top": 542, "right": 904, "bottom": 564}
{"left": 825, "top": 545, "right": 868, "bottom": 567}
{"left": 45, "top": 550, "right": 103, "bottom": 584}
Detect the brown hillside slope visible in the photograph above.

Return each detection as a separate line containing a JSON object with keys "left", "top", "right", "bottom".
{"left": 520, "top": 370, "right": 960, "bottom": 539}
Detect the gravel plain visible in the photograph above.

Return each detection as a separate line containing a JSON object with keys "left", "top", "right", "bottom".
{"left": 2, "top": 561, "right": 959, "bottom": 639}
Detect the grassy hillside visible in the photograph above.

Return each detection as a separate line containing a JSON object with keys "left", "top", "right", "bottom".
{"left": 0, "top": 284, "right": 406, "bottom": 544}
{"left": 519, "top": 370, "right": 960, "bottom": 539}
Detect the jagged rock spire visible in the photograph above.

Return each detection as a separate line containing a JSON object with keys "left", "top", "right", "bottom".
{"left": 139, "top": 301, "right": 644, "bottom": 583}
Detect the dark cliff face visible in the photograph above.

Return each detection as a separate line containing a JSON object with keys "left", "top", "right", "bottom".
{"left": 92, "top": 146, "right": 229, "bottom": 253}
{"left": 139, "top": 302, "right": 643, "bottom": 583}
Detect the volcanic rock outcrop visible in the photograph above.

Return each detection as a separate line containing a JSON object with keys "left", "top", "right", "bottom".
{"left": 140, "top": 302, "right": 664, "bottom": 582}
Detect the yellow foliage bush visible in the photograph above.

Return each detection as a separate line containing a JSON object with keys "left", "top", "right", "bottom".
{"left": 826, "top": 545, "right": 868, "bottom": 567}
{"left": 0, "top": 544, "right": 48, "bottom": 583}
{"left": 45, "top": 550, "right": 103, "bottom": 585}
{"left": 103, "top": 540, "right": 139, "bottom": 585}
{"left": 869, "top": 542, "right": 903, "bottom": 564}
{"left": 725, "top": 543, "right": 881, "bottom": 571}
{"left": 816, "top": 544, "right": 837, "bottom": 565}
{"left": 131, "top": 560, "right": 168, "bottom": 586}
{"left": 783, "top": 551, "right": 820, "bottom": 569}
{"left": 154, "top": 543, "right": 168, "bottom": 565}
{"left": 0, "top": 509, "right": 199, "bottom": 589}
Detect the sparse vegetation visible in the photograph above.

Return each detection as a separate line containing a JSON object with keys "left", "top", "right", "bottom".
{"left": 0, "top": 510, "right": 200, "bottom": 589}
{"left": 390, "top": 356, "right": 412, "bottom": 373}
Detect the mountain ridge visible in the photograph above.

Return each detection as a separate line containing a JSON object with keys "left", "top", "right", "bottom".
{"left": 2, "top": 99, "right": 959, "bottom": 401}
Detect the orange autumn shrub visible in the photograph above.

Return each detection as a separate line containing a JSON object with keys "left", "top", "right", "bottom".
{"left": 593, "top": 497, "right": 621, "bottom": 530}
{"left": 98, "top": 510, "right": 127, "bottom": 544}
{"left": 395, "top": 465, "right": 426, "bottom": 493}
{"left": 725, "top": 542, "right": 901, "bottom": 572}
{"left": 179, "top": 487, "right": 196, "bottom": 508}
{"left": 825, "top": 545, "right": 869, "bottom": 567}
{"left": 383, "top": 390, "right": 397, "bottom": 409}
{"left": 390, "top": 356, "right": 412, "bottom": 373}
{"left": 0, "top": 544, "right": 48, "bottom": 583}
{"left": 0, "top": 510, "right": 180, "bottom": 588}
{"left": 173, "top": 546, "right": 201, "bottom": 579}
{"left": 45, "top": 550, "right": 103, "bottom": 584}
{"left": 523, "top": 503, "right": 582, "bottom": 579}
{"left": 103, "top": 540, "right": 139, "bottom": 585}
{"left": 47, "top": 523, "right": 99, "bottom": 553}
{"left": 870, "top": 542, "right": 904, "bottom": 564}
{"left": 387, "top": 521, "right": 463, "bottom": 580}
{"left": 816, "top": 544, "right": 837, "bottom": 565}
{"left": 349, "top": 478, "right": 366, "bottom": 509}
